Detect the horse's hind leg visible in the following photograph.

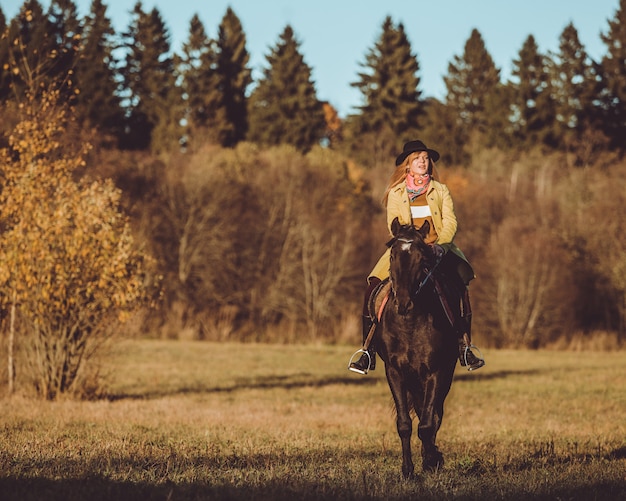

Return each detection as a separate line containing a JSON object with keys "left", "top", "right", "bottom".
{"left": 386, "top": 368, "right": 415, "bottom": 478}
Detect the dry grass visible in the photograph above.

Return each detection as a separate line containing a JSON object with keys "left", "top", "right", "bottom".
{"left": 1, "top": 340, "right": 625, "bottom": 500}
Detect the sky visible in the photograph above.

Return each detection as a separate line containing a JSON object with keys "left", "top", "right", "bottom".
{"left": 2, "top": 0, "right": 622, "bottom": 116}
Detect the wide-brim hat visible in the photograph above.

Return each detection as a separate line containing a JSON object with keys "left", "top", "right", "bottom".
{"left": 395, "top": 140, "right": 440, "bottom": 166}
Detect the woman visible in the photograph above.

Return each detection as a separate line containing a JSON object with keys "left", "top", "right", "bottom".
{"left": 349, "top": 140, "right": 485, "bottom": 374}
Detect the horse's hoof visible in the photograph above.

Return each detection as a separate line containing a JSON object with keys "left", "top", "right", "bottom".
{"left": 402, "top": 469, "right": 415, "bottom": 480}
{"left": 401, "top": 464, "right": 415, "bottom": 479}
{"left": 422, "top": 454, "right": 444, "bottom": 473}
{"left": 402, "top": 472, "right": 418, "bottom": 482}
{"left": 422, "top": 462, "right": 443, "bottom": 473}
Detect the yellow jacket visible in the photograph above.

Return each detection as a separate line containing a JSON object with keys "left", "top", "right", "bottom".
{"left": 368, "top": 180, "right": 475, "bottom": 284}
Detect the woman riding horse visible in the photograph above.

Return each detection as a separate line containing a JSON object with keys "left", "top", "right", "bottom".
{"left": 350, "top": 140, "right": 485, "bottom": 374}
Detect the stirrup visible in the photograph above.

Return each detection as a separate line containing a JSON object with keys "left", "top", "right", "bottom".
{"left": 462, "top": 344, "right": 485, "bottom": 371}
{"left": 348, "top": 348, "right": 373, "bottom": 375}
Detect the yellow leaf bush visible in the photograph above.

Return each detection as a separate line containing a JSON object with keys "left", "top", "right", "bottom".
{"left": 0, "top": 89, "right": 155, "bottom": 399}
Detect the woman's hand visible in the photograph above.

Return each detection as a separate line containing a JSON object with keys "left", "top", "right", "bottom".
{"left": 430, "top": 244, "right": 445, "bottom": 259}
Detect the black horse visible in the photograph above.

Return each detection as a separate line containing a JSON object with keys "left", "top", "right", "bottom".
{"left": 375, "top": 217, "right": 459, "bottom": 478}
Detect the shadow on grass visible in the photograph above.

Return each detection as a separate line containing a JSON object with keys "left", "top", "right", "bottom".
{"left": 1, "top": 473, "right": 625, "bottom": 501}
{"left": 609, "top": 445, "right": 626, "bottom": 460}
{"left": 108, "top": 366, "right": 548, "bottom": 401}
{"left": 108, "top": 372, "right": 381, "bottom": 401}
{"left": 0, "top": 477, "right": 328, "bottom": 501}
{"left": 453, "top": 367, "right": 545, "bottom": 382}
{"left": 2, "top": 444, "right": 625, "bottom": 501}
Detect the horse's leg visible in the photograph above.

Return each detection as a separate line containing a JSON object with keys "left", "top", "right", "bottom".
{"left": 386, "top": 366, "right": 414, "bottom": 478}
{"left": 416, "top": 373, "right": 451, "bottom": 472}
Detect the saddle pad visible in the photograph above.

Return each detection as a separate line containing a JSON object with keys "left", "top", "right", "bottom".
{"left": 369, "top": 280, "right": 392, "bottom": 322}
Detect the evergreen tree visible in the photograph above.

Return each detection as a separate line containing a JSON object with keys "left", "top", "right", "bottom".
{"left": 247, "top": 25, "right": 325, "bottom": 152}
{"left": 482, "top": 81, "right": 515, "bottom": 150}
{"left": 0, "top": 6, "right": 9, "bottom": 101}
{"left": 45, "top": 0, "right": 82, "bottom": 102}
{"left": 444, "top": 29, "right": 501, "bottom": 146}
{"left": 551, "top": 23, "right": 606, "bottom": 162}
{"left": 119, "top": 1, "right": 182, "bottom": 151}
{"left": 350, "top": 16, "right": 423, "bottom": 139}
{"left": 420, "top": 97, "right": 466, "bottom": 165}
{"left": 1, "top": 0, "right": 53, "bottom": 100}
{"left": 510, "top": 35, "right": 556, "bottom": 149}
{"left": 216, "top": 7, "right": 252, "bottom": 147}
{"left": 178, "top": 14, "right": 223, "bottom": 148}
{"left": 73, "top": 0, "right": 124, "bottom": 144}
{"left": 600, "top": 0, "right": 626, "bottom": 149}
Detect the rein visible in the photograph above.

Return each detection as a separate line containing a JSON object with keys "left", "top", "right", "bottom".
{"left": 413, "top": 258, "right": 442, "bottom": 297}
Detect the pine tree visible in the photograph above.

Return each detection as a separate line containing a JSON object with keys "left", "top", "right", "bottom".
{"left": 600, "top": 0, "right": 626, "bottom": 149}
{"left": 0, "top": 6, "right": 9, "bottom": 101}
{"left": 178, "top": 14, "right": 222, "bottom": 148}
{"left": 73, "top": 0, "right": 124, "bottom": 144}
{"left": 444, "top": 29, "right": 501, "bottom": 144}
{"left": 1, "top": 0, "right": 53, "bottom": 99}
{"left": 420, "top": 97, "right": 466, "bottom": 165}
{"left": 247, "top": 25, "right": 325, "bottom": 152}
{"left": 510, "top": 35, "right": 556, "bottom": 149}
{"left": 551, "top": 22, "right": 606, "bottom": 163}
{"left": 45, "top": 0, "right": 82, "bottom": 102}
{"left": 216, "top": 7, "right": 252, "bottom": 147}
{"left": 350, "top": 16, "right": 423, "bottom": 138}
{"left": 119, "top": 1, "right": 182, "bottom": 151}
{"left": 484, "top": 78, "right": 516, "bottom": 150}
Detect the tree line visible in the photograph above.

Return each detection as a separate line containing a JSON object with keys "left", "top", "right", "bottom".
{"left": 2, "top": 0, "right": 626, "bottom": 161}
{"left": 1, "top": 0, "right": 626, "bottom": 398}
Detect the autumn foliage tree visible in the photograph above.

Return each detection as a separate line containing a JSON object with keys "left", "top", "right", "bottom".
{"left": 0, "top": 87, "right": 154, "bottom": 399}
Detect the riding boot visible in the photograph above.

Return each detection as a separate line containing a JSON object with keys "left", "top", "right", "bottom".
{"left": 349, "top": 315, "right": 377, "bottom": 374}
{"left": 349, "top": 278, "right": 381, "bottom": 375}
{"left": 458, "top": 332, "right": 485, "bottom": 371}
{"left": 456, "top": 295, "right": 485, "bottom": 371}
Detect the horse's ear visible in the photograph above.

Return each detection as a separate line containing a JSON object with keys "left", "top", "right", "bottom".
{"left": 391, "top": 217, "right": 401, "bottom": 237}
{"left": 417, "top": 220, "right": 430, "bottom": 239}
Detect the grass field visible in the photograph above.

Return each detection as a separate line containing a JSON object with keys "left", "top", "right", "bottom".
{"left": 1, "top": 340, "right": 625, "bottom": 500}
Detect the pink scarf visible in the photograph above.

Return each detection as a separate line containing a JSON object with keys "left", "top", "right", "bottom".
{"left": 406, "top": 173, "right": 430, "bottom": 201}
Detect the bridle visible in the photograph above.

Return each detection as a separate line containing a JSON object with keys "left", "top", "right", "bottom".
{"left": 389, "top": 236, "right": 442, "bottom": 300}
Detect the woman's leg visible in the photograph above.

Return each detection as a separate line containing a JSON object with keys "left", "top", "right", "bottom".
{"left": 457, "top": 286, "right": 485, "bottom": 370}
{"left": 349, "top": 278, "right": 381, "bottom": 374}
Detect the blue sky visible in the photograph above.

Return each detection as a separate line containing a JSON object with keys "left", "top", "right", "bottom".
{"left": 2, "top": 0, "right": 622, "bottom": 116}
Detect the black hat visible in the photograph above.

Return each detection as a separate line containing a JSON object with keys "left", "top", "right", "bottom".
{"left": 395, "top": 140, "right": 440, "bottom": 166}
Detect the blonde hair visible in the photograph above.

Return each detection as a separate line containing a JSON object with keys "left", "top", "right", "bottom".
{"left": 382, "top": 152, "right": 439, "bottom": 206}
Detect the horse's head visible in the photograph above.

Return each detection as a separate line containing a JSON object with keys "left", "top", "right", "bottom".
{"left": 388, "top": 218, "right": 433, "bottom": 316}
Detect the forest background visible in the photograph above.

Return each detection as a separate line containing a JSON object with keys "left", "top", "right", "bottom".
{"left": 1, "top": 0, "right": 626, "bottom": 398}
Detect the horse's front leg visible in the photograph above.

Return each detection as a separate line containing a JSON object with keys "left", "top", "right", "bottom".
{"left": 417, "top": 374, "right": 450, "bottom": 472}
{"left": 385, "top": 365, "right": 414, "bottom": 478}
